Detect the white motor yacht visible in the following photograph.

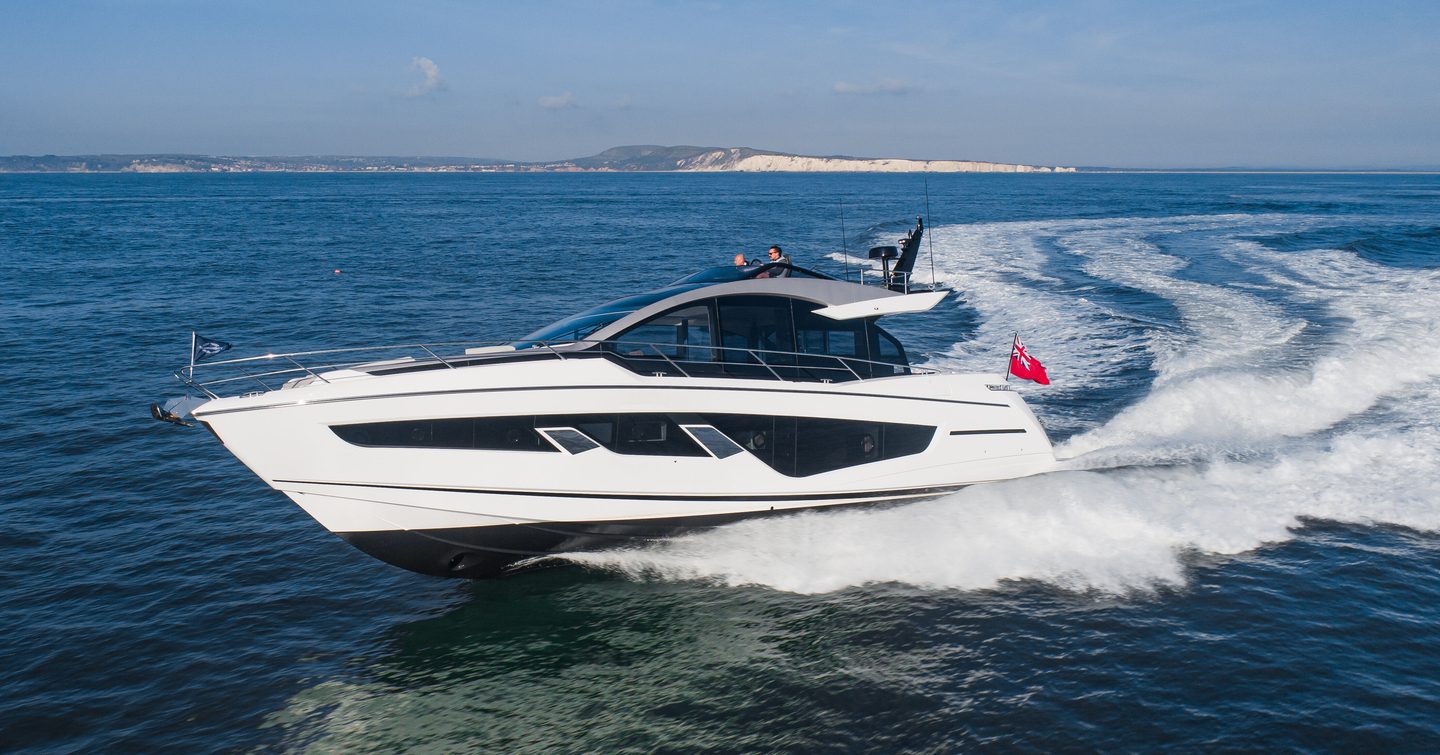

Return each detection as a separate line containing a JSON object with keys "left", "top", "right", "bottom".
{"left": 157, "top": 231, "right": 1057, "bottom": 578}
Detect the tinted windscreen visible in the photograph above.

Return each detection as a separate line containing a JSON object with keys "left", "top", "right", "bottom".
{"left": 516, "top": 284, "right": 710, "bottom": 348}
{"left": 514, "top": 311, "right": 630, "bottom": 348}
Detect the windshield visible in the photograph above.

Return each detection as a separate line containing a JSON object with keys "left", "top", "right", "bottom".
{"left": 670, "top": 266, "right": 752, "bottom": 285}
{"left": 512, "top": 283, "right": 712, "bottom": 350}
{"left": 515, "top": 311, "right": 631, "bottom": 348}
{"left": 672, "top": 263, "right": 837, "bottom": 284}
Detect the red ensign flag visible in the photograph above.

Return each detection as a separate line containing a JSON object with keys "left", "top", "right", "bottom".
{"left": 1009, "top": 336, "right": 1050, "bottom": 385}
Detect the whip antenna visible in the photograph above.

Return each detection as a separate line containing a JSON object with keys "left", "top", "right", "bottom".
{"left": 924, "top": 172, "right": 937, "bottom": 289}
{"left": 839, "top": 198, "right": 851, "bottom": 282}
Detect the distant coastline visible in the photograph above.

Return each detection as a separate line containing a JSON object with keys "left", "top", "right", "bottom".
{"left": 2, "top": 147, "right": 1433, "bottom": 174}
{"left": 0, "top": 145, "right": 1075, "bottom": 174}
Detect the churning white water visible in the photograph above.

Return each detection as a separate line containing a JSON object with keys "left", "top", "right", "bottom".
{"left": 567, "top": 216, "right": 1440, "bottom": 593}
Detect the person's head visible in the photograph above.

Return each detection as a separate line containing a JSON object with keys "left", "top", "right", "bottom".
{"left": 767, "top": 245, "right": 783, "bottom": 262}
{"left": 734, "top": 252, "right": 747, "bottom": 266}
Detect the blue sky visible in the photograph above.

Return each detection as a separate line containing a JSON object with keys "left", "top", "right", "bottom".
{"left": 2, "top": 0, "right": 1437, "bottom": 168}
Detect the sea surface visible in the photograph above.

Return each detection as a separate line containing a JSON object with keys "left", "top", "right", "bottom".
{"left": 2, "top": 171, "right": 1439, "bottom": 752}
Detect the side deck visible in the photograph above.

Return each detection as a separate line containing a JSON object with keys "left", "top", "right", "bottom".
{"left": 175, "top": 338, "right": 944, "bottom": 401}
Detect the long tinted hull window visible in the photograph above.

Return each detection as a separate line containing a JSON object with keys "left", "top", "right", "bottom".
{"left": 332, "top": 414, "right": 707, "bottom": 457}
{"left": 332, "top": 413, "right": 934, "bottom": 476}
{"left": 331, "top": 417, "right": 556, "bottom": 452}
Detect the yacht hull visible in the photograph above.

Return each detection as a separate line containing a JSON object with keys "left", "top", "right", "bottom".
{"left": 194, "top": 357, "right": 1057, "bottom": 578}
{"left": 336, "top": 495, "right": 941, "bottom": 578}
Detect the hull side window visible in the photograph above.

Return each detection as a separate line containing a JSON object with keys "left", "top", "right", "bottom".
{"left": 332, "top": 414, "right": 706, "bottom": 457}
{"left": 681, "top": 425, "right": 746, "bottom": 459}
{"left": 331, "top": 412, "right": 933, "bottom": 471}
{"left": 539, "top": 428, "right": 603, "bottom": 454}
{"left": 332, "top": 417, "right": 554, "bottom": 452}
{"left": 705, "top": 414, "right": 935, "bottom": 477}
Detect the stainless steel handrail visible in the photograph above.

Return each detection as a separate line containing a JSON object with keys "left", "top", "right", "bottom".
{"left": 417, "top": 345, "right": 455, "bottom": 369}
{"left": 178, "top": 337, "right": 938, "bottom": 397}
{"left": 747, "top": 349, "right": 784, "bottom": 381}
{"left": 835, "top": 357, "right": 864, "bottom": 382}
{"left": 285, "top": 355, "right": 331, "bottom": 384}
{"left": 862, "top": 268, "right": 910, "bottom": 293}
{"left": 195, "top": 340, "right": 515, "bottom": 368}
{"left": 648, "top": 344, "right": 692, "bottom": 378}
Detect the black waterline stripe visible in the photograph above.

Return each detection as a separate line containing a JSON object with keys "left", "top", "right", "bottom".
{"left": 274, "top": 478, "right": 974, "bottom": 503}
{"left": 399, "top": 492, "right": 945, "bottom": 552}
{"left": 407, "top": 529, "right": 554, "bottom": 557}
{"left": 950, "top": 428, "right": 1027, "bottom": 435}
{"left": 196, "top": 383, "right": 1010, "bottom": 417}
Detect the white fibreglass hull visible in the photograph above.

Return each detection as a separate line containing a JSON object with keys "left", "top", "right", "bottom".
{"left": 194, "top": 357, "right": 1056, "bottom": 576}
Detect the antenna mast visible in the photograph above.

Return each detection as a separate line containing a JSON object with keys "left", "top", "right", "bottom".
{"left": 924, "top": 173, "right": 937, "bottom": 289}
{"left": 839, "top": 198, "right": 851, "bottom": 282}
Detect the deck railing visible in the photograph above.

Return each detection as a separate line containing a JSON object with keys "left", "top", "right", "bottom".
{"left": 176, "top": 338, "right": 937, "bottom": 399}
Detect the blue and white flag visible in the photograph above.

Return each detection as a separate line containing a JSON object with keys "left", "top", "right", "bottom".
{"left": 192, "top": 334, "right": 232, "bottom": 363}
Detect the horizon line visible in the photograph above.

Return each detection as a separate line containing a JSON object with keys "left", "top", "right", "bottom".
{"left": 2, "top": 151, "right": 1437, "bottom": 173}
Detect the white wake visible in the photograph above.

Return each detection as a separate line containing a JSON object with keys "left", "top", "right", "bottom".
{"left": 569, "top": 216, "right": 1440, "bottom": 593}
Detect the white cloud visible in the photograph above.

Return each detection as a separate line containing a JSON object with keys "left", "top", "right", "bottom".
{"left": 832, "top": 78, "right": 914, "bottom": 96}
{"left": 537, "top": 91, "right": 577, "bottom": 109}
{"left": 406, "top": 57, "right": 443, "bottom": 97}
{"left": 613, "top": 94, "right": 635, "bottom": 110}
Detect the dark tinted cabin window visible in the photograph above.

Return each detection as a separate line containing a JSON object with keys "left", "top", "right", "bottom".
{"left": 331, "top": 414, "right": 707, "bottom": 456}
{"left": 793, "top": 418, "right": 881, "bottom": 476}
{"left": 601, "top": 296, "right": 910, "bottom": 383}
{"left": 773, "top": 416, "right": 798, "bottom": 476}
{"left": 716, "top": 295, "right": 796, "bottom": 365}
{"left": 473, "top": 417, "right": 553, "bottom": 451}
{"left": 881, "top": 423, "right": 934, "bottom": 458}
{"left": 867, "top": 321, "right": 910, "bottom": 376}
{"left": 705, "top": 414, "right": 776, "bottom": 469}
{"left": 704, "top": 414, "right": 934, "bottom": 477}
{"left": 793, "top": 302, "right": 869, "bottom": 381}
{"left": 611, "top": 303, "right": 715, "bottom": 361}
{"left": 330, "top": 412, "right": 929, "bottom": 470}
{"left": 572, "top": 417, "right": 615, "bottom": 446}
{"left": 525, "top": 413, "right": 708, "bottom": 457}
{"left": 613, "top": 414, "right": 708, "bottom": 456}
{"left": 683, "top": 425, "right": 745, "bottom": 459}
{"left": 332, "top": 417, "right": 554, "bottom": 452}
{"left": 540, "top": 428, "right": 602, "bottom": 454}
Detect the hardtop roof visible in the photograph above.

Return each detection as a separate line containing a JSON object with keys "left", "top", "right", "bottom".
{"left": 581, "top": 275, "right": 906, "bottom": 343}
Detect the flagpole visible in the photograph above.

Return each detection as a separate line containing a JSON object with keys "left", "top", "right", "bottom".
{"left": 189, "top": 331, "right": 196, "bottom": 381}
{"left": 1004, "top": 332, "right": 1017, "bottom": 382}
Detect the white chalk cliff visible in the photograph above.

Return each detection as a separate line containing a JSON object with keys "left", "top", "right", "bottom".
{"left": 674, "top": 148, "right": 1074, "bottom": 173}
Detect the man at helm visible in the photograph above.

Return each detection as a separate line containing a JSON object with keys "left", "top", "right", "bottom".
{"left": 761, "top": 245, "right": 791, "bottom": 277}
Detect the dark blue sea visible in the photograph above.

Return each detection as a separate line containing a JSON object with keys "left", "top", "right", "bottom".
{"left": 3, "top": 172, "right": 1439, "bottom": 752}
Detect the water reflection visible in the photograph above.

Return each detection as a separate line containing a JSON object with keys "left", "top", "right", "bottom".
{"left": 256, "top": 568, "right": 1024, "bottom": 751}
